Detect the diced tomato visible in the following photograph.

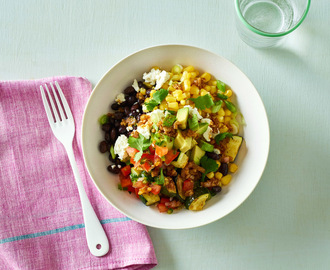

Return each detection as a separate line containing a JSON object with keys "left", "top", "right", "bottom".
{"left": 155, "top": 145, "right": 169, "bottom": 157}
{"left": 120, "top": 165, "right": 131, "bottom": 177}
{"left": 150, "top": 184, "right": 161, "bottom": 195}
{"left": 133, "top": 181, "right": 147, "bottom": 189}
{"left": 157, "top": 203, "right": 168, "bottom": 213}
{"left": 120, "top": 177, "right": 132, "bottom": 188}
{"left": 134, "top": 187, "right": 140, "bottom": 198}
{"left": 164, "top": 149, "right": 179, "bottom": 165}
{"left": 154, "top": 155, "right": 162, "bottom": 167}
{"left": 160, "top": 197, "right": 170, "bottom": 204}
{"left": 141, "top": 161, "right": 152, "bottom": 172}
{"left": 148, "top": 145, "right": 155, "bottom": 155}
{"left": 182, "top": 180, "right": 194, "bottom": 192}
{"left": 127, "top": 185, "right": 135, "bottom": 193}
{"left": 126, "top": 147, "right": 139, "bottom": 158}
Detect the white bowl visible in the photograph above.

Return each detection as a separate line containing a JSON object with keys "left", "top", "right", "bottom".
{"left": 82, "top": 44, "right": 269, "bottom": 229}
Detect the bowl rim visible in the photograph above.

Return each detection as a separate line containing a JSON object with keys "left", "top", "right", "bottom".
{"left": 81, "top": 44, "right": 270, "bottom": 229}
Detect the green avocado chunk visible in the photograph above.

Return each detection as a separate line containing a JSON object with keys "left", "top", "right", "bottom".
{"left": 199, "top": 140, "right": 214, "bottom": 152}
{"left": 196, "top": 122, "right": 209, "bottom": 135}
{"left": 190, "top": 145, "right": 205, "bottom": 165}
{"left": 176, "top": 107, "right": 189, "bottom": 129}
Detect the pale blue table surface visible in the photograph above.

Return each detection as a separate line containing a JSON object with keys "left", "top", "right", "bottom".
{"left": 1, "top": 1, "right": 330, "bottom": 269}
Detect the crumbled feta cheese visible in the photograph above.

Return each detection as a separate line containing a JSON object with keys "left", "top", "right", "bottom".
{"left": 201, "top": 118, "right": 213, "bottom": 142}
{"left": 137, "top": 125, "right": 151, "bottom": 139}
{"left": 118, "top": 165, "right": 121, "bottom": 169}
{"left": 114, "top": 135, "right": 129, "bottom": 160}
{"left": 132, "top": 79, "right": 140, "bottom": 92}
{"left": 115, "top": 93, "right": 126, "bottom": 104}
{"left": 213, "top": 149, "right": 221, "bottom": 155}
{"left": 126, "top": 126, "right": 133, "bottom": 131}
{"left": 184, "top": 105, "right": 203, "bottom": 120}
{"left": 147, "top": 109, "right": 165, "bottom": 120}
{"left": 142, "top": 104, "right": 148, "bottom": 112}
{"left": 142, "top": 68, "right": 170, "bottom": 90}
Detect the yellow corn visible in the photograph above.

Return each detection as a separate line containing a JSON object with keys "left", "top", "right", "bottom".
{"left": 215, "top": 172, "right": 223, "bottom": 180}
{"left": 208, "top": 80, "right": 218, "bottom": 86}
{"left": 220, "top": 126, "right": 228, "bottom": 133}
{"left": 224, "top": 109, "right": 232, "bottom": 116}
{"left": 204, "top": 108, "right": 212, "bottom": 114}
{"left": 224, "top": 116, "right": 231, "bottom": 123}
{"left": 216, "top": 115, "right": 224, "bottom": 123}
{"left": 150, "top": 90, "right": 156, "bottom": 97}
{"left": 140, "top": 88, "right": 146, "bottom": 95}
{"left": 190, "top": 71, "right": 198, "bottom": 79}
{"left": 181, "top": 71, "right": 191, "bottom": 81}
{"left": 168, "top": 85, "right": 176, "bottom": 92}
{"left": 171, "top": 74, "right": 181, "bottom": 81}
{"left": 168, "top": 102, "right": 179, "bottom": 111}
{"left": 145, "top": 97, "right": 151, "bottom": 103}
{"left": 221, "top": 175, "right": 232, "bottom": 186}
{"left": 225, "top": 89, "right": 233, "bottom": 98}
{"left": 151, "top": 66, "right": 160, "bottom": 70}
{"left": 218, "top": 108, "right": 225, "bottom": 117}
{"left": 183, "top": 65, "right": 194, "bottom": 72}
{"left": 162, "top": 82, "right": 169, "bottom": 89}
{"left": 201, "top": 72, "right": 211, "bottom": 82}
{"left": 166, "top": 96, "right": 176, "bottom": 102}
{"left": 206, "top": 172, "right": 214, "bottom": 179}
{"left": 216, "top": 160, "right": 221, "bottom": 167}
{"left": 200, "top": 89, "right": 208, "bottom": 96}
{"left": 159, "top": 101, "right": 167, "bottom": 110}
{"left": 183, "top": 79, "right": 191, "bottom": 91}
{"left": 180, "top": 100, "right": 186, "bottom": 105}
{"left": 229, "top": 163, "right": 238, "bottom": 173}
{"left": 190, "top": 85, "right": 199, "bottom": 95}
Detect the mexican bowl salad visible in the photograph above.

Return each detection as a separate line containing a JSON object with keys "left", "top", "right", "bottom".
{"left": 98, "top": 64, "right": 244, "bottom": 214}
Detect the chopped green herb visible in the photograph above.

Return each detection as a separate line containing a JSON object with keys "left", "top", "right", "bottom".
{"left": 98, "top": 114, "right": 109, "bottom": 125}
{"left": 224, "top": 100, "right": 237, "bottom": 113}
{"left": 211, "top": 100, "right": 223, "bottom": 113}
{"left": 144, "top": 88, "right": 169, "bottom": 111}
{"left": 128, "top": 134, "right": 151, "bottom": 162}
{"left": 214, "top": 132, "right": 233, "bottom": 144}
{"left": 167, "top": 208, "right": 173, "bottom": 214}
{"left": 189, "top": 94, "right": 214, "bottom": 110}
{"left": 163, "top": 114, "right": 176, "bottom": 127}
{"left": 154, "top": 168, "right": 165, "bottom": 185}
{"left": 118, "top": 183, "right": 123, "bottom": 190}
{"left": 216, "top": 80, "right": 226, "bottom": 93}
{"left": 200, "top": 155, "right": 218, "bottom": 175}
{"left": 188, "top": 114, "right": 199, "bottom": 131}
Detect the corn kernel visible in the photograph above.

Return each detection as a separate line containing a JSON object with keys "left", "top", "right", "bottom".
{"left": 218, "top": 108, "right": 225, "bottom": 117}
{"left": 221, "top": 175, "right": 232, "bottom": 186}
{"left": 190, "top": 85, "right": 199, "bottom": 95}
{"left": 152, "top": 66, "right": 160, "bottom": 70}
{"left": 168, "top": 85, "right": 176, "bottom": 92}
{"left": 183, "top": 65, "right": 195, "bottom": 72}
{"left": 225, "top": 89, "right": 233, "bottom": 98}
{"left": 224, "top": 116, "right": 231, "bottom": 123}
{"left": 225, "top": 109, "right": 232, "bottom": 116}
{"left": 181, "top": 71, "right": 191, "bottom": 81}
{"left": 229, "top": 163, "right": 238, "bottom": 173}
{"left": 173, "top": 90, "right": 182, "bottom": 97}
{"left": 183, "top": 80, "right": 191, "bottom": 91}
{"left": 204, "top": 108, "right": 212, "bottom": 114}
{"left": 216, "top": 115, "right": 224, "bottom": 123}
{"left": 140, "top": 88, "right": 146, "bottom": 95}
{"left": 168, "top": 102, "right": 179, "bottom": 111}
{"left": 171, "top": 74, "right": 181, "bottom": 81}
{"left": 200, "top": 89, "right": 208, "bottom": 96}
{"left": 216, "top": 160, "right": 221, "bottom": 167}
{"left": 220, "top": 126, "right": 228, "bottom": 133}
{"left": 201, "top": 72, "right": 211, "bottom": 82}
{"left": 208, "top": 80, "right": 218, "bottom": 86}
{"left": 166, "top": 96, "right": 176, "bottom": 102}
{"left": 180, "top": 100, "right": 186, "bottom": 105}
{"left": 190, "top": 71, "right": 198, "bottom": 79}
{"left": 204, "top": 85, "right": 211, "bottom": 92}
{"left": 159, "top": 101, "right": 166, "bottom": 110}
{"left": 145, "top": 97, "right": 150, "bottom": 103}
{"left": 162, "top": 82, "right": 169, "bottom": 89}
{"left": 150, "top": 90, "right": 156, "bottom": 97}
{"left": 210, "top": 86, "right": 217, "bottom": 94}
{"left": 215, "top": 172, "right": 223, "bottom": 180}
{"left": 206, "top": 172, "right": 214, "bottom": 179}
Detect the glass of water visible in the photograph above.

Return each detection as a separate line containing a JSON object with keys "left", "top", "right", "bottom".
{"left": 235, "top": 0, "right": 311, "bottom": 48}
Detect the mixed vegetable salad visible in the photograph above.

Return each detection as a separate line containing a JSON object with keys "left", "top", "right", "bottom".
{"left": 98, "top": 65, "right": 244, "bottom": 213}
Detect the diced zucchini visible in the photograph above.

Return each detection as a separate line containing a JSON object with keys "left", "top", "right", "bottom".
{"left": 139, "top": 193, "right": 160, "bottom": 206}
{"left": 184, "top": 187, "right": 211, "bottom": 210}
{"left": 224, "top": 136, "right": 243, "bottom": 161}
{"left": 161, "top": 177, "right": 177, "bottom": 197}
{"left": 176, "top": 176, "right": 186, "bottom": 200}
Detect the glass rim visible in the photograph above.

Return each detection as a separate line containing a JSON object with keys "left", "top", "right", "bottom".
{"left": 235, "top": 0, "right": 311, "bottom": 37}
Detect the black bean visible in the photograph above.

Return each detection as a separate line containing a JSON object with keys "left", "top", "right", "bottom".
{"left": 219, "top": 163, "right": 228, "bottom": 176}
{"left": 145, "top": 89, "right": 151, "bottom": 96}
{"left": 107, "top": 165, "right": 120, "bottom": 174}
{"left": 99, "top": 141, "right": 108, "bottom": 153}
{"left": 138, "top": 99, "right": 144, "bottom": 105}
{"left": 108, "top": 153, "right": 116, "bottom": 163}
{"left": 114, "top": 112, "right": 124, "bottom": 120}
{"left": 124, "top": 86, "right": 136, "bottom": 95}
{"left": 101, "top": 123, "right": 111, "bottom": 132}
{"left": 124, "top": 107, "right": 131, "bottom": 115}
{"left": 138, "top": 81, "right": 144, "bottom": 88}
{"left": 111, "top": 103, "right": 120, "bottom": 110}
{"left": 131, "top": 103, "right": 140, "bottom": 111}
{"left": 109, "top": 117, "right": 115, "bottom": 125}
{"left": 110, "top": 129, "right": 117, "bottom": 143}
{"left": 136, "top": 115, "right": 141, "bottom": 122}
{"left": 212, "top": 186, "right": 222, "bottom": 193}
{"left": 114, "top": 121, "right": 120, "bottom": 127}
{"left": 104, "top": 132, "right": 111, "bottom": 142}
{"left": 118, "top": 125, "right": 127, "bottom": 134}
{"left": 206, "top": 152, "right": 221, "bottom": 160}
{"left": 127, "top": 96, "right": 137, "bottom": 105}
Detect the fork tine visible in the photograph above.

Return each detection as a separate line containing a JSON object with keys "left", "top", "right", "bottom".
{"left": 50, "top": 82, "right": 66, "bottom": 121}
{"left": 44, "top": 84, "right": 60, "bottom": 123}
{"left": 40, "top": 85, "right": 56, "bottom": 124}
{"left": 55, "top": 81, "right": 73, "bottom": 120}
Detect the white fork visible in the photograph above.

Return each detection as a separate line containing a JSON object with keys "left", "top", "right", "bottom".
{"left": 40, "top": 81, "right": 109, "bottom": 257}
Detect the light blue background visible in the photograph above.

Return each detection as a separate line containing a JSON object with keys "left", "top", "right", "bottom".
{"left": 1, "top": 1, "right": 329, "bottom": 269}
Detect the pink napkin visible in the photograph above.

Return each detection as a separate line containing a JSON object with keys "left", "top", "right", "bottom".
{"left": 0, "top": 77, "right": 157, "bottom": 270}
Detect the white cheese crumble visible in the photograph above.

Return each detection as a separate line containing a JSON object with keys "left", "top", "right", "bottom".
{"left": 201, "top": 118, "right": 213, "bottom": 142}
{"left": 142, "top": 68, "right": 170, "bottom": 90}
{"left": 137, "top": 125, "right": 151, "bottom": 139}
{"left": 132, "top": 79, "right": 140, "bottom": 92}
{"left": 115, "top": 93, "right": 126, "bottom": 104}
{"left": 184, "top": 105, "right": 203, "bottom": 120}
{"left": 142, "top": 104, "right": 148, "bottom": 112}
{"left": 147, "top": 109, "right": 165, "bottom": 124}
{"left": 126, "top": 126, "right": 133, "bottom": 131}
{"left": 213, "top": 148, "right": 221, "bottom": 155}
{"left": 114, "top": 135, "right": 129, "bottom": 160}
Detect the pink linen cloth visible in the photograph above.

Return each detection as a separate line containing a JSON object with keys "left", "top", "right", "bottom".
{"left": 0, "top": 77, "right": 157, "bottom": 270}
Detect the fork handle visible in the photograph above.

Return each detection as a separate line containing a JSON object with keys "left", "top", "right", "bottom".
{"left": 64, "top": 145, "right": 110, "bottom": 257}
